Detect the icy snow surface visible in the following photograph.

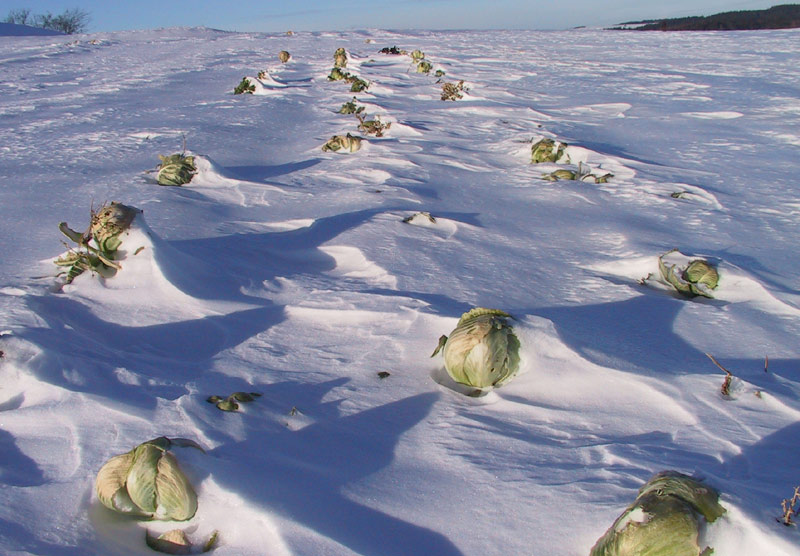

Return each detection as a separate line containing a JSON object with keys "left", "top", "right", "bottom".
{"left": 1, "top": 26, "right": 799, "bottom": 555}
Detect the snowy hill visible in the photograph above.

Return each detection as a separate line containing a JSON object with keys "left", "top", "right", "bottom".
{"left": 0, "top": 21, "right": 63, "bottom": 36}
{"left": 0, "top": 26, "right": 799, "bottom": 555}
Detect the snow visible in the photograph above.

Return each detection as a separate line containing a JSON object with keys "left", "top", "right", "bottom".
{"left": 1, "top": 26, "right": 800, "bottom": 555}
{"left": 0, "top": 22, "right": 63, "bottom": 37}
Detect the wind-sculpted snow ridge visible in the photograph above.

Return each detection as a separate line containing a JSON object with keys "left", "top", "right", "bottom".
{"left": 0, "top": 26, "right": 799, "bottom": 556}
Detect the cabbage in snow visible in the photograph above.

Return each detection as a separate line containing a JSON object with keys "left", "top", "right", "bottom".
{"left": 146, "top": 529, "right": 219, "bottom": 554}
{"left": 432, "top": 308, "right": 521, "bottom": 389}
{"left": 156, "top": 153, "right": 196, "bottom": 186}
{"left": 416, "top": 60, "right": 433, "bottom": 73}
{"left": 233, "top": 76, "right": 256, "bottom": 94}
{"left": 338, "top": 97, "right": 365, "bottom": 114}
{"left": 356, "top": 114, "right": 391, "bottom": 137}
{"left": 55, "top": 202, "right": 141, "bottom": 284}
{"left": 645, "top": 249, "right": 720, "bottom": 299}
{"left": 95, "top": 436, "right": 203, "bottom": 521}
{"left": 207, "top": 391, "right": 262, "bottom": 412}
{"left": 441, "top": 80, "right": 468, "bottom": 101}
{"left": 531, "top": 137, "right": 570, "bottom": 164}
{"left": 541, "top": 163, "right": 613, "bottom": 184}
{"left": 333, "top": 47, "right": 347, "bottom": 68}
{"left": 590, "top": 471, "right": 725, "bottom": 556}
{"left": 322, "top": 133, "right": 363, "bottom": 153}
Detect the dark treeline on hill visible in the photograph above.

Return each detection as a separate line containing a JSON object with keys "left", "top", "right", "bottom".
{"left": 614, "top": 4, "right": 800, "bottom": 31}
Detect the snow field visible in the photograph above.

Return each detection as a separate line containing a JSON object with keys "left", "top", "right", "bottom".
{"left": 0, "top": 26, "right": 799, "bottom": 555}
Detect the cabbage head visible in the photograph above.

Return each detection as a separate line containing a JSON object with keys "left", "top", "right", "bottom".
{"left": 349, "top": 77, "right": 369, "bottom": 92}
{"left": 95, "top": 437, "right": 202, "bottom": 521}
{"left": 322, "top": 133, "right": 362, "bottom": 153}
{"left": 657, "top": 249, "right": 719, "bottom": 299}
{"left": 55, "top": 202, "right": 141, "bottom": 283}
{"left": 333, "top": 47, "right": 347, "bottom": 68}
{"left": 157, "top": 153, "right": 196, "bottom": 186}
{"left": 339, "top": 97, "right": 364, "bottom": 114}
{"left": 531, "top": 138, "right": 569, "bottom": 164}
{"left": 328, "top": 67, "right": 349, "bottom": 81}
{"left": 432, "top": 308, "right": 520, "bottom": 389}
{"left": 590, "top": 471, "right": 725, "bottom": 556}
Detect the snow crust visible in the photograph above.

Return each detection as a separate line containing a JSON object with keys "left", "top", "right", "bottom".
{"left": 1, "top": 26, "right": 799, "bottom": 555}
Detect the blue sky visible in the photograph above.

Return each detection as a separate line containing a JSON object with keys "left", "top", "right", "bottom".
{"left": 1, "top": 0, "right": 783, "bottom": 32}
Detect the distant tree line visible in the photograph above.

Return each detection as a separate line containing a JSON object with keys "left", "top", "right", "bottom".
{"left": 616, "top": 4, "right": 800, "bottom": 31}
{"left": 4, "top": 7, "right": 90, "bottom": 34}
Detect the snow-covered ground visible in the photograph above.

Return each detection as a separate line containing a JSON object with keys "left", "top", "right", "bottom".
{"left": 1, "top": 26, "right": 799, "bottom": 555}
{"left": 0, "top": 22, "right": 63, "bottom": 37}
